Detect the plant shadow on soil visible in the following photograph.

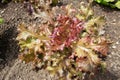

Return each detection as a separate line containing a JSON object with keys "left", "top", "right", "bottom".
{"left": 0, "top": 2, "right": 9, "bottom": 9}
{"left": 84, "top": 70, "right": 118, "bottom": 80}
{"left": 0, "top": 27, "right": 19, "bottom": 71}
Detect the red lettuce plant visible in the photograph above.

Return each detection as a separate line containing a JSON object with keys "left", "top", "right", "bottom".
{"left": 50, "top": 14, "right": 83, "bottom": 50}
{"left": 17, "top": 3, "right": 109, "bottom": 80}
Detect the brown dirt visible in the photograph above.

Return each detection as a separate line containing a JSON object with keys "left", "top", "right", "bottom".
{"left": 0, "top": 0, "right": 120, "bottom": 80}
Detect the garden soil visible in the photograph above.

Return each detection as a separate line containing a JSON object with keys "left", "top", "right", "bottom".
{"left": 0, "top": 0, "right": 120, "bottom": 80}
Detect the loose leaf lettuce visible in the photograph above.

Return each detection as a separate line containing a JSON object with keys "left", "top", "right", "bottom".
{"left": 17, "top": 3, "right": 109, "bottom": 80}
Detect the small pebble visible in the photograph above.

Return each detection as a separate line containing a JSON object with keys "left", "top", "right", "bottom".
{"left": 116, "top": 41, "right": 119, "bottom": 44}
{"left": 1, "top": 11, "right": 4, "bottom": 14}
{"left": 1, "top": 9, "right": 5, "bottom": 14}
{"left": 15, "top": 8, "right": 18, "bottom": 11}
{"left": 112, "top": 45, "right": 117, "bottom": 49}
{"left": 113, "top": 19, "right": 116, "bottom": 22}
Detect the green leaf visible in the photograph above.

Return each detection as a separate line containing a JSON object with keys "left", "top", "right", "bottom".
{"left": 0, "top": 18, "right": 4, "bottom": 24}
{"left": 100, "top": 62, "right": 107, "bottom": 73}
{"left": 17, "top": 24, "right": 50, "bottom": 40}
{"left": 94, "top": 0, "right": 120, "bottom": 9}
{"left": 2, "top": 0, "right": 9, "bottom": 3}
{"left": 104, "top": 0, "right": 114, "bottom": 2}
{"left": 115, "top": 1, "right": 120, "bottom": 9}
{"left": 51, "top": 0, "right": 58, "bottom": 6}
{"left": 46, "top": 66, "right": 54, "bottom": 71}
{"left": 20, "top": 52, "right": 35, "bottom": 63}
{"left": 95, "top": 0, "right": 102, "bottom": 3}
